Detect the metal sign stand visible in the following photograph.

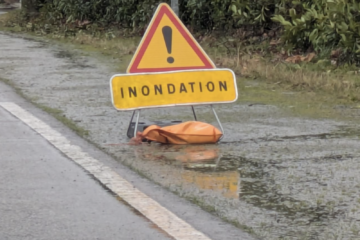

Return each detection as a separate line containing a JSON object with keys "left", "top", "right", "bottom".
{"left": 127, "top": 105, "right": 224, "bottom": 141}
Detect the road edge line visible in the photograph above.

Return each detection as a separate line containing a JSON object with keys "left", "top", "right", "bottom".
{"left": 0, "top": 102, "right": 212, "bottom": 240}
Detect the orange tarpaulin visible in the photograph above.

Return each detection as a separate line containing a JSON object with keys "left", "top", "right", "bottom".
{"left": 141, "top": 121, "right": 223, "bottom": 144}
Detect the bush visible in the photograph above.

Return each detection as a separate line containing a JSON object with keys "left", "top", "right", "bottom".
{"left": 40, "top": 0, "right": 282, "bottom": 31}
{"left": 27, "top": 0, "right": 360, "bottom": 64}
{"left": 272, "top": 0, "right": 360, "bottom": 64}
{"left": 40, "top": 0, "right": 165, "bottom": 27}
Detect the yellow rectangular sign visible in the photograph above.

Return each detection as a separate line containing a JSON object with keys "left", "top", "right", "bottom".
{"left": 110, "top": 69, "right": 238, "bottom": 111}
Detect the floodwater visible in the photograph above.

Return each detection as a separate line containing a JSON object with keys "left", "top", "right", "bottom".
{"left": 1, "top": 32, "right": 360, "bottom": 239}
{"left": 113, "top": 128, "right": 360, "bottom": 239}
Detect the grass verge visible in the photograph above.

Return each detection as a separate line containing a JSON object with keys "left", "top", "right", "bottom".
{"left": 0, "top": 77, "right": 89, "bottom": 137}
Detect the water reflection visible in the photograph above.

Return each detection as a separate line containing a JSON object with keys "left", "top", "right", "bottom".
{"left": 135, "top": 144, "right": 241, "bottom": 199}
{"left": 129, "top": 142, "right": 360, "bottom": 238}
{"left": 135, "top": 143, "right": 344, "bottom": 220}
{"left": 181, "top": 170, "right": 240, "bottom": 198}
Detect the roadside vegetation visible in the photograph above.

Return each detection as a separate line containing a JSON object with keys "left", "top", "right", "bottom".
{"left": 0, "top": 76, "right": 90, "bottom": 137}
{"left": 1, "top": 0, "right": 360, "bottom": 105}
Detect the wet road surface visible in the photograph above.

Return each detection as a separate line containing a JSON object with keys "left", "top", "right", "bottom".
{"left": 0, "top": 53, "right": 254, "bottom": 240}
{"left": 0, "top": 89, "right": 172, "bottom": 240}
{"left": 1, "top": 31, "right": 360, "bottom": 239}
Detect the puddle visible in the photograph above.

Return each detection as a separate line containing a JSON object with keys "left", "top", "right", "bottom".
{"left": 54, "top": 50, "right": 93, "bottom": 68}
{"left": 109, "top": 141, "right": 360, "bottom": 239}
{"left": 54, "top": 50, "right": 75, "bottom": 59}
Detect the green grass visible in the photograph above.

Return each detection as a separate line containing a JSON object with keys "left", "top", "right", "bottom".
{"left": 0, "top": 77, "right": 89, "bottom": 137}
{"left": 36, "top": 104, "right": 89, "bottom": 137}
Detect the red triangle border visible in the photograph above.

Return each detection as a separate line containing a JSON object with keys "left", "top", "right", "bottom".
{"left": 128, "top": 4, "right": 215, "bottom": 73}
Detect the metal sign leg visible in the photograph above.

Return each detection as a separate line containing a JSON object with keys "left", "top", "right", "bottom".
{"left": 126, "top": 111, "right": 136, "bottom": 138}
{"left": 128, "top": 110, "right": 135, "bottom": 126}
{"left": 134, "top": 110, "right": 141, "bottom": 137}
{"left": 211, "top": 105, "right": 225, "bottom": 140}
{"left": 191, "top": 106, "right": 197, "bottom": 121}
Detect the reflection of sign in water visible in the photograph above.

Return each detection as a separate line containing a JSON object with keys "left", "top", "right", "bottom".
{"left": 174, "top": 146, "right": 240, "bottom": 199}
{"left": 127, "top": 3, "right": 215, "bottom": 73}
{"left": 181, "top": 171, "right": 240, "bottom": 199}
{"left": 175, "top": 149, "right": 219, "bottom": 162}
{"left": 110, "top": 69, "right": 237, "bottom": 111}
{"left": 133, "top": 145, "right": 241, "bottom": 199}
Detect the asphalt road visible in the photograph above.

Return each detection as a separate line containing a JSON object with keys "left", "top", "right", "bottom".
{"left": 0, "top": 82, "right": 173, "bottom": 240}
{"left": 0, "top": 61, "right": 255, "bottom": 240}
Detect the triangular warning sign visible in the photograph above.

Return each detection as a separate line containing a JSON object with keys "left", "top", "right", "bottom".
{"left": 127, "top": 3, "right": 215, "bottom": 73}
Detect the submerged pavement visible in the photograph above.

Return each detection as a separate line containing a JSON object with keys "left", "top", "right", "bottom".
{"left": 1, "top": 31, "right": 360, "bottom": 239}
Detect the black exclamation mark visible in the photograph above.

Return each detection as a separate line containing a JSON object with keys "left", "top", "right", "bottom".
{"left": 162, "top": 26, "right": 174, "bottom": 64}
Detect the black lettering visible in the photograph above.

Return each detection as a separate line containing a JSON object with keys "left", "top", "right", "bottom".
{"left": 128, "top": 87, "right": 137, "bottom": 98}
{"left": 199, "top": 82, "right": 203, "bottom": 92}
{"left": 206, "top": 81, "right": 215, "bottom": 92}
{"left": 154, "top": 85, "right": 163, "bottom": 95}
{"left": 219, "top": 81, "right": 227, "bottom": 91}
{"left": 179, "top": 83, "right": 187, "bottom": 93}
{"left": 142, "top": 86, "right": 150, "bottom": 96}
{"left": 167, "top": 84, "right": 175, "bottom": 94}
{"left": 120, "top": 87, "right": 124, "bottom": 98}
{"left": 188, "top": 82, "right": 195, "bottom": 92}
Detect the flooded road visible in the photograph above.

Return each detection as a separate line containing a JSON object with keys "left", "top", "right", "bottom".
{"left": 1, "top": 32, "right": 360, "bottom": 239}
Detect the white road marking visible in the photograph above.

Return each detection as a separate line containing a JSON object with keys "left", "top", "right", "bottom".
{"left": 0, "top": 102, "right": 211, "bottom": 240}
